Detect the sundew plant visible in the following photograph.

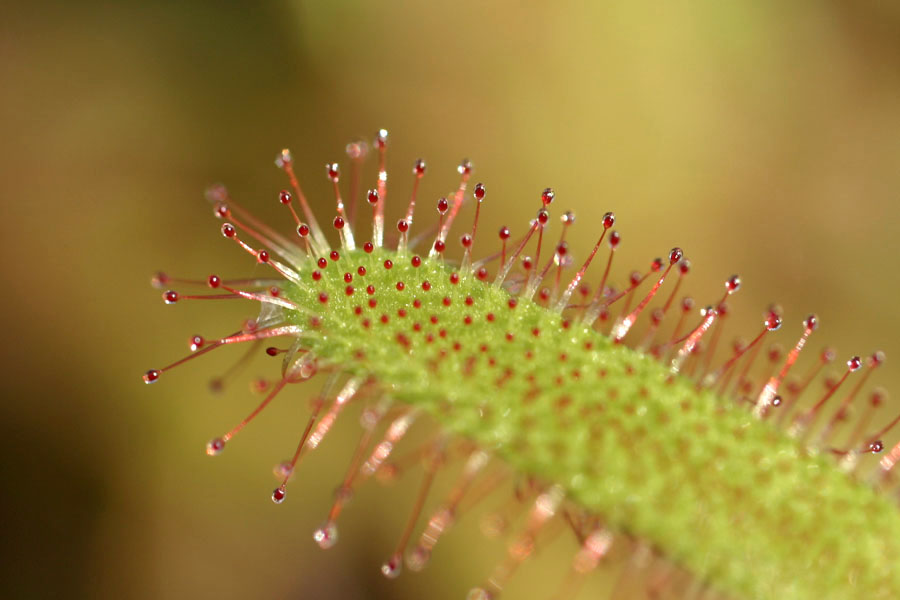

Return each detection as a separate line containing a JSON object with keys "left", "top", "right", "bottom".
{"left": 146, "top": 131, "right": 900, "bottom": 600}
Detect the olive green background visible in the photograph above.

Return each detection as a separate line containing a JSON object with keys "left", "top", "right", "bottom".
{"left": 2, "top": 1, "right": 900, "bottom": 598}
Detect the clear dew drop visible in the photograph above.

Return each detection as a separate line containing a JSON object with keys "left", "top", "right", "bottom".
{"left": 284, "top": 353, "right": 318, "bottom": 381}
{"left": 313, "top": 521, "right": 339, "bottom": 549}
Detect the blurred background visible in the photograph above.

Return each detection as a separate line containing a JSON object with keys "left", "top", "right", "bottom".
{"left": 2, "top": 1, "right": 900, "bottom": 598}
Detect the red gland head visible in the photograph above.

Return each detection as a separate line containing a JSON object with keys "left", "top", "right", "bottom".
{"left": 871, "top": 387, "right": 887, "bottom": 407}
{"left": 725, "top": 274, "right": 741, "bottom": 294}
{"left": 381, "top": 554, "right": 402, "bottom": 579}
{"left": 669, "top": 247, "right": 683, "bottom": 264}
{"left": 374, "top": 128, "right": 388, "bottom": 149}
{"left": 413, "top": 158, "right": 427, "bottom": 177}
{"left": 326, "top": 163, "right": 340, "bottom": 182}
{"left": 189, "top": 335, "right": 204, "bottom": 351}
{"left": 602, "top": 211, "right": 615, "bottom": 229}
{"left": 314, "top": 521, "right": 338, "bottom": 549}
{"left": 541, "top": 187, "right": 555, "bottom": 206}
{"left": 869, "top": 350, "right": 886, "bottom": 367}
{"left": 206, "top": 438, "right": 225, "bottom": 456}
{"left": 804, "top": 314, "right": 819, "bottom": 331}
{"left": 609, "top": 231, "right": 621, "bottom": 249}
